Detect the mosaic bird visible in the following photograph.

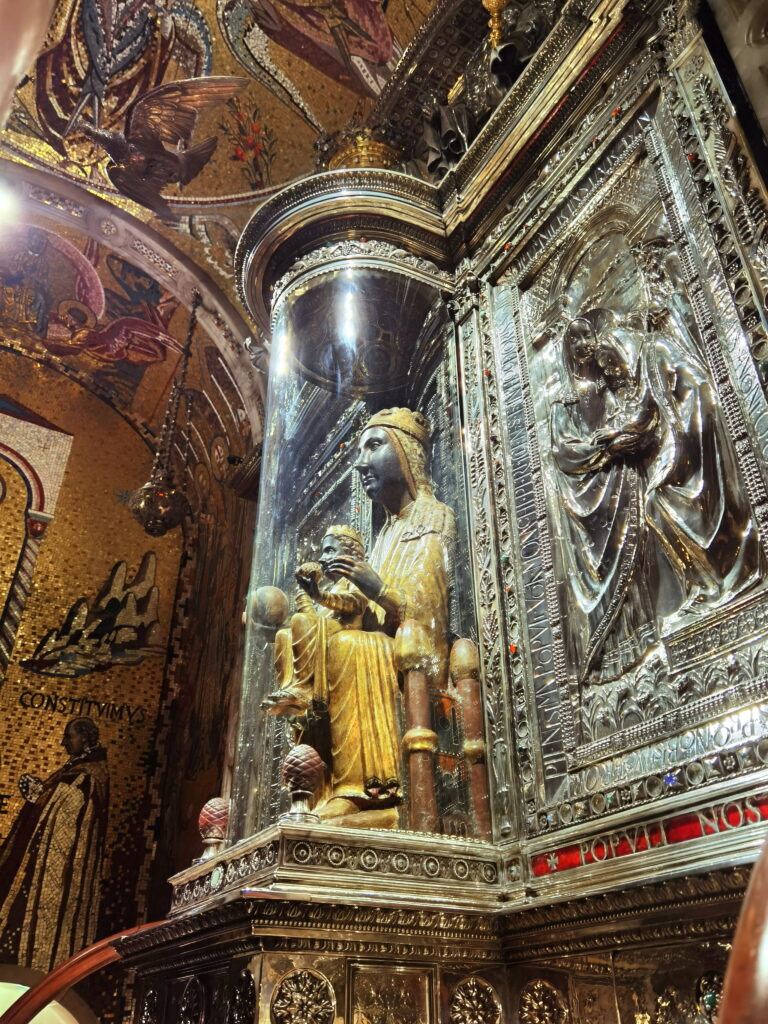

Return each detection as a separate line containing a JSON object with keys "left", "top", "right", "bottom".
{"left": 79, "top": 76, "right": 248, "bottom": 218}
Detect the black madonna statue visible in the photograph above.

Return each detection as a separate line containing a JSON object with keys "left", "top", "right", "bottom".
{"left": 550, "top": 307, "right": 759, "bottom": 685}
{"left": 261, "top": 407, "right": 456, "bottom": 828}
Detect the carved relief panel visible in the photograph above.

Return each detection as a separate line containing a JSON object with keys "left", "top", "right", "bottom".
{"left": 520, "top": 158, "right": 762, "bottom": 755}
{"left": 350, "top": 965, "right": 432, "bottom": 1023}
{"left": 482, "top": 16, "right": 768, "bottom": 876}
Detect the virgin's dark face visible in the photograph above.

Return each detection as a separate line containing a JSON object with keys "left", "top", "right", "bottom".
{"left": 354, "top": 427, "right": 404, "bottom": 506}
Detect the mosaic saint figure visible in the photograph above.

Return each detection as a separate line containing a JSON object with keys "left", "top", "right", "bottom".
{"left": 265, "top": 408, "right": 455, "bottom": 828}
{"left": 0, "top": 717, "right": 109, "bottom": 972}
{"left": 550, "top": 308, "right": 758, "bottom": 684}
{"left": 240, "top": 0, "right": 398, "bottom": 98}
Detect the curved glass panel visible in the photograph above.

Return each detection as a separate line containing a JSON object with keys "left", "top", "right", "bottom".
{"left": 230, "top": 259, "right": 475, "bottom": 841}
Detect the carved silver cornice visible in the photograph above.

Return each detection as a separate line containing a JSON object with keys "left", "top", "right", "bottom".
{"left": 117, "top": 891, "right": 504, "bottom": 974}
{"left": 501, "top": 865, "right": 746, "bottom": 962}
{"left": 165, "top": 821, "right": 504, "bottom": 918}
{"left": 439, "top": 0, "right": 665, "bottom": 242}
{"left": 235, "top": 169, "right": 445, "bottom": 332}
{"left": 480, "top": 56, "right": 656, "bottom": 281}
{"left": 271, "top": 239, "right": 452, "bottom": 325}
{"left": 367, "top": 0, "right": 487, "bottom": 149}
{"left": 117, "top": 862, "right": 746, "bottom": 976}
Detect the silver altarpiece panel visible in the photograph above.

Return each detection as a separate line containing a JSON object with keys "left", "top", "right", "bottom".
{"left": 478, "top": 26, "right": 768, "bottom": 888}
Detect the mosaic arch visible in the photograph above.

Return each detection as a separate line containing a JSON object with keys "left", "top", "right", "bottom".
{"left": 0, "top": 400, "right": 73, "bottom": 683}
{"left": 0, "top": 157, "right": 264, "bottom": 427}
{"left": 0, "top": 160, "right": 259, "bottom": 1017}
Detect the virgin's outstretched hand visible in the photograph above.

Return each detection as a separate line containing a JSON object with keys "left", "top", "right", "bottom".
{"left": 326, "top": 555, "right": 385, "bottom": 601}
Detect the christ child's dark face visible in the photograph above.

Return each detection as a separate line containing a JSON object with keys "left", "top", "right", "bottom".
{"left": 319, "top": 534, "right": 343, "bottom": 578}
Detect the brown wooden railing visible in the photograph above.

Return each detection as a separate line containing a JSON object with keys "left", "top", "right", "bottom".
{"left": 719, "top": 838, "right": 768, "bottom": 1023}
{"left": 0, "top": 921, "right": 166, "bottom": 1024}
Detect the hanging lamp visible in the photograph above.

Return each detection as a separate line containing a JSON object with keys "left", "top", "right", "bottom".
{"left": 128, "top": 290, "right": 201, "bottom": 537}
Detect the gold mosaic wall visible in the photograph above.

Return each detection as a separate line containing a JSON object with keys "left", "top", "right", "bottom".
{"left": 0, "top": 207, "right": 258, "bottom": 1017}
{"left": 1, "top": 0, "right": 433, "bottom": 215}
{"left": 0, "top": 353, "right": 183, "bottom": 967}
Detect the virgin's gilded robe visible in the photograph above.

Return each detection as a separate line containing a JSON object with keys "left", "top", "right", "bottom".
{"left": 276, "top": 493, "right": 450, "bottom": 806}
{"left": 324, "top": 494, "right": 455, "bottom": 806}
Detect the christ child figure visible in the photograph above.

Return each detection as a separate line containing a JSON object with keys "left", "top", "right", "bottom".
{"left": 266, "top": 524, "right": 370, "bottom": 715}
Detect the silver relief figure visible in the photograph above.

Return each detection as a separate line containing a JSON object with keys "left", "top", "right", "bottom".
{"left": 550, "top": 306, "right": 759, "bottom": 684}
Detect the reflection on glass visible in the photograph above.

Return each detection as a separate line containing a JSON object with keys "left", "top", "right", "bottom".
{"left": 230, "top": 258, "right": 474, "bottom": 840}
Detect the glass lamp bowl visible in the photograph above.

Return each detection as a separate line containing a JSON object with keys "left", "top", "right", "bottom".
{"left": 128, "top": 480, "right": 190, "bottom": 537}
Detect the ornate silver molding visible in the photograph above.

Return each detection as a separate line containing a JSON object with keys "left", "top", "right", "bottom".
{"left": 284, "top": 836, "right": 498, "bottom": 884}
{"left": 671, "top": 69, "right": 768, "bottom": 378}
{"left": 271, "top": 239, "right": 451, "bottom": 322}
{"left": 235, "top": 169, "right": 445, "bottom": 327}
{"left": 491, "top": 279, "right": 574, "bottom": 815}
{"left": 452, "top": 275, "right": 519, "bottom": 840}
{"left": 448, "top": 4, "right": 614, "bottom": 197}
{"left": 166, "top": 823, "right": 503, "bottom": 916}
{"left": 480, "top": 53, "right": 657, "bottom": 278}
{"left": 643, "top": 105, "right": 768, "bottom": 549}
{"left": 367, "top": 0, "right": 485, "bottom": 148}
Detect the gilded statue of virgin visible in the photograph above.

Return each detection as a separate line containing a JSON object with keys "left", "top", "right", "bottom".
{"left": 263, "top": 407, "right": 455, "bottom": 828}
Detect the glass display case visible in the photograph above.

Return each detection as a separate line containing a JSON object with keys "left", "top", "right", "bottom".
{"left": 229, "top": 242, "right": 479, "bottom": 842}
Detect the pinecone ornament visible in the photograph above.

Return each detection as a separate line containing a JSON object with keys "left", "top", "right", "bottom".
{"left": 199, "top": 797, "right": 229, "bottom": 840}
{"left": 197, "top": 796, "right": 229, "bottom": 862}
{"left": 280, "top": 743, "right": 325, "bottom": 822}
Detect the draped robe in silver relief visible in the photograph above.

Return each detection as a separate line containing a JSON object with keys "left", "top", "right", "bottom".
{"left": 550, "top": 313, "right": 759, "bottom": 683}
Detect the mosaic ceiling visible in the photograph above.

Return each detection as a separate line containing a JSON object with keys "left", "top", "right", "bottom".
{"left": 0, "top": 206, "right": 260, "bottom": 457}
{"left": 1, "top": 0, "right": 432, "bottom": 218}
